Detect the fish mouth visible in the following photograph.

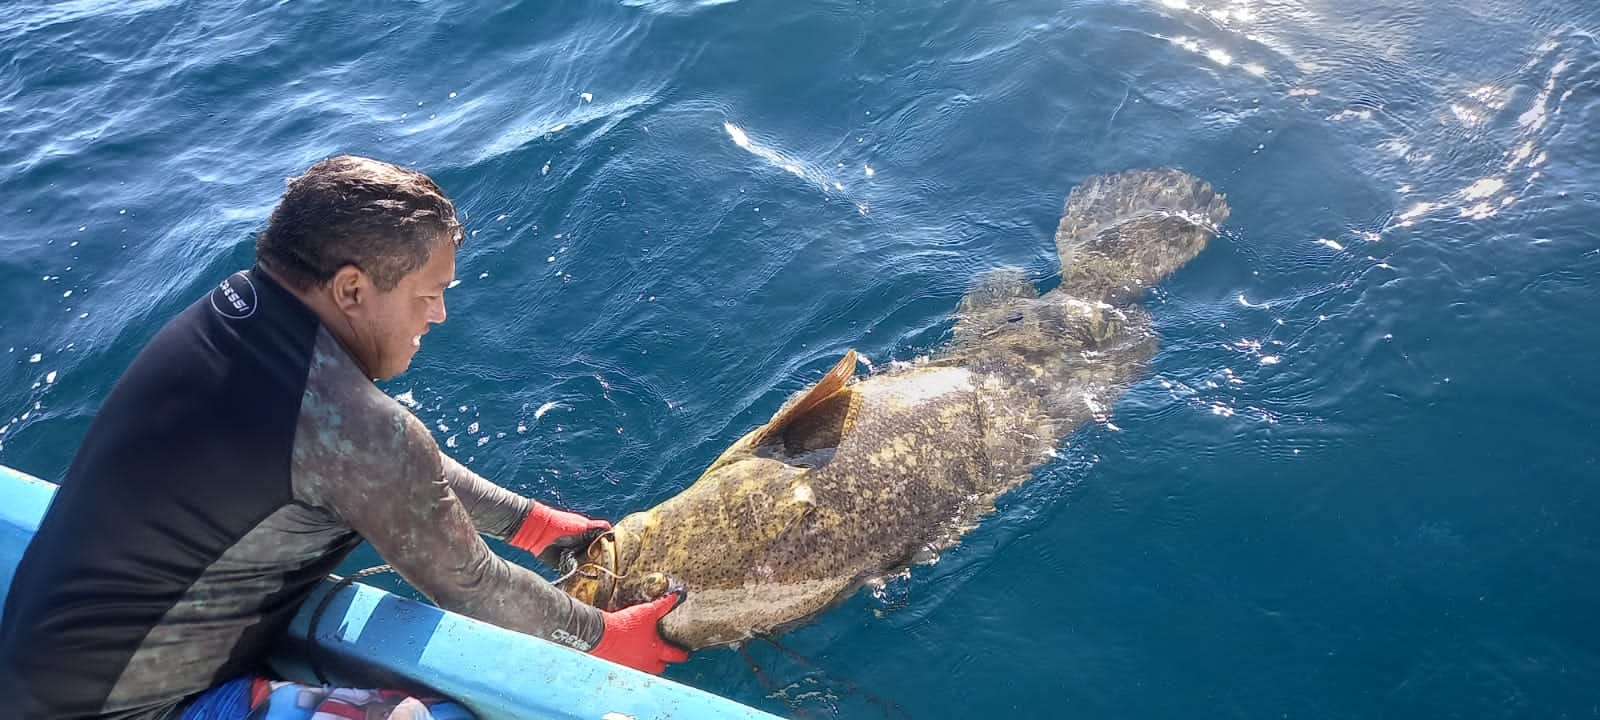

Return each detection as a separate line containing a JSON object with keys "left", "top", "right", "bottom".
{"left": 553, "top": 526, "right": 677, "bottom": 612}
{"left": 555, "top": 530, "right": 623, "bottom": 610}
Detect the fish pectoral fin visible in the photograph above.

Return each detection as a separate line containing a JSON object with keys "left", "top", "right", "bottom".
{"left": 761, "top": 481, "right": 818, "bottom": 542}
{"left": 754, "top": 350, "right": 859, "bottom": 448}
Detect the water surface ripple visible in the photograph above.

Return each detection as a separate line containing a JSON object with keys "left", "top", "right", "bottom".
{"left": 2, "top": 0, "right": 1598, "bottom": 717}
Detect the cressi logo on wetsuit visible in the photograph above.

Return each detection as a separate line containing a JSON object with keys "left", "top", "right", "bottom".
{"left": 209, "top": 271, "right": 258, "bottom": 320}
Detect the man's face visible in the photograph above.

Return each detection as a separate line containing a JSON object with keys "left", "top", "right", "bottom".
{"left": 355, "top": 243, "right": 455, "bottom": 380}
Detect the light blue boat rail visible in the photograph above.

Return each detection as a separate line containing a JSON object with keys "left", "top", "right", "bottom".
{"left": 0, "top": 465, "right": 782, "bottom": 720}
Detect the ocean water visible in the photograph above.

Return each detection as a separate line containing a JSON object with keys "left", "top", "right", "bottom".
{"left": 3, "top": 1, "right": 1599, "bottom": 717}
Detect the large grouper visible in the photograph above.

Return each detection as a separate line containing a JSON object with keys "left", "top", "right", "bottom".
{"left": 551, "top": 168, "right": 1229, "bottom": 650}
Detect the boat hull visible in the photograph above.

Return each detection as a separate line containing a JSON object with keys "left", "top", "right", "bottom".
{"left": 0, "top": 465, "right": 776, "bottom": 720}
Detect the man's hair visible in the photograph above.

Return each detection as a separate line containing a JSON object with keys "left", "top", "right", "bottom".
{"left": 256, "top": 155, "right": 464, "bottom": 291}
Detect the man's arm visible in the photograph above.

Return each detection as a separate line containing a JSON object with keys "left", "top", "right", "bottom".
{"left": 293, "top": 341, "right": 604, "bottom": 649}
{"left": 438, "top": 452, "right": 531, "bottom": 539}
{"left": 290, "top": 332, "right": 685, "bottom": 672}
{"left": 439, "top": 451, "right": 611, "bottom": 557}
{"left": 304, "top": 410, "right": 606, "bottom": 649}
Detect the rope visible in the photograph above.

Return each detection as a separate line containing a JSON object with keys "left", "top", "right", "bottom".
{"left": 304, "top": 564, "right": 396, "bottom": 685}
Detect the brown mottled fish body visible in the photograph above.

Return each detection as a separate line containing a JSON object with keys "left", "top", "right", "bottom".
{"left": 561, "top": 169, "right": 1229, "bottom": 649}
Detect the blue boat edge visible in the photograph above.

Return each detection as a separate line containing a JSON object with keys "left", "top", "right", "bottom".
{"left": 0, "top": 464, "right": 781, "bottom": 720}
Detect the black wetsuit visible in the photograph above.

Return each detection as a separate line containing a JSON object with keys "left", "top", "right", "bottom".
{"left": 0, "top": 268, "right": 604, "bottom": 719}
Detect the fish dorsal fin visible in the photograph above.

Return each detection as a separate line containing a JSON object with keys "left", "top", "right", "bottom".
{"left": 755, "top": 350, "right": 858, "bottom": 446}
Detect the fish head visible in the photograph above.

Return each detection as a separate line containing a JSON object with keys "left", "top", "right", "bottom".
{"left": 611, "top": 570, "right": 680, "bottom": 609}
{"left": 552, "top": 522, "right": 681, "bottom": 612}
{"left": 556, "top": 350, "right": 861, "bottom": 645}
{"left": 551, "top": 529, "right": 624, "bottom": 610}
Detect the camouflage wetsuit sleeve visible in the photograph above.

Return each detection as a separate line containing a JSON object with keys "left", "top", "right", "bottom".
{"left": 293, "top": 329, "right": 604, "bottom": 649}
{"left": 438, "top": 452, "right": 535, "bottom": 542}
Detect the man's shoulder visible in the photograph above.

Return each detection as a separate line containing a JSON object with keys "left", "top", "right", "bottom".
{"left": 293, "top": 330, "right": 439, "bottom": 494}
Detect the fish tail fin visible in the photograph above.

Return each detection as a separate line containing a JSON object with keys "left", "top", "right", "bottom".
{"left": 1053, "top": 168, "right": 1229, "bottom": 305}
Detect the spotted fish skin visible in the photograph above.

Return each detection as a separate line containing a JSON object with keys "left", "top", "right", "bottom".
{"left": 561, "top": 169, "right": 1229, "bottom": 649}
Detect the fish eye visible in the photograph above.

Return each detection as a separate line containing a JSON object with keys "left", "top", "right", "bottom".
{"left": 641, "top": 572, "right": 670, "bottom": 599}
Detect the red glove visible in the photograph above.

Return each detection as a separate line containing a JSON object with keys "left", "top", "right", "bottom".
{"left": 509, "top": 502, "right": 611, "bottom": 556}
{"left": 590, "top": 590, "right": 691, "bottom": 674}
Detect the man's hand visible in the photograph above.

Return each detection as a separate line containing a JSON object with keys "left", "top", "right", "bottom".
{"left": 508, "top": 502, "right": 611, "bottom": 556}
{"left": 591, "top": 588, "right": 691, "bottom": 674}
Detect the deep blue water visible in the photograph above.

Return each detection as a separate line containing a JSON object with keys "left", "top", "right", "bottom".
{"left": 4, "top": 1, "right": 1600, "bottom": 717}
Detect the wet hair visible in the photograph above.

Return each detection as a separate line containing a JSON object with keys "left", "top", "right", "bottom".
{"left": 256, "top": 155, "right": 464, "bottom": 291}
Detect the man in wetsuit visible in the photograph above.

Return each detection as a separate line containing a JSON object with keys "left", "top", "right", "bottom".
{"left": 0, "top": 156, "right": 688, "bottom": 720}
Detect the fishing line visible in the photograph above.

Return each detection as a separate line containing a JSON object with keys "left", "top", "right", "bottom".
{"left": 752, "top": 635, "right": 914, "bottom": 720}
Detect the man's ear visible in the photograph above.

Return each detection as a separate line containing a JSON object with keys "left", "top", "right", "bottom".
{"left": 327, "top": 265, "right": 369, "bottom": 314}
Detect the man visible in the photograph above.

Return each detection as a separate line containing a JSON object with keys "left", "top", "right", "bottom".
{"left": 0, "top": 156, "right": 688, "bottom": 720}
